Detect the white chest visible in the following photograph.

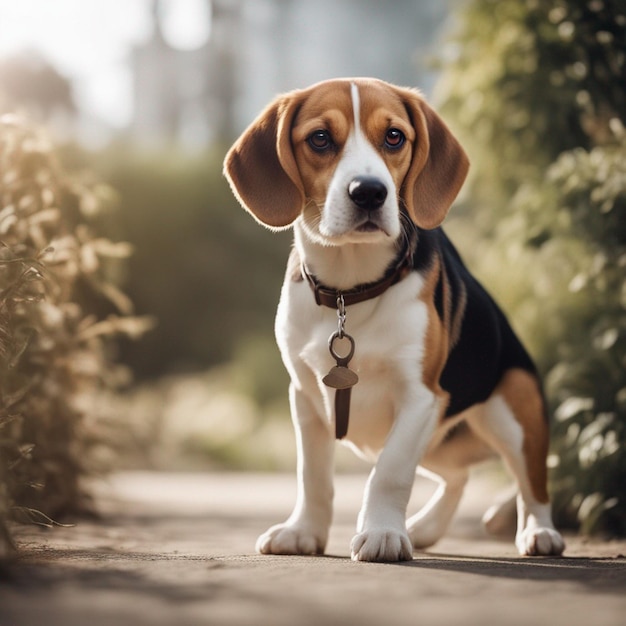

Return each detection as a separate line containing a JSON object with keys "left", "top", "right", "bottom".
{"left": 276, "top": 273, "right": 429, "bottom": 458}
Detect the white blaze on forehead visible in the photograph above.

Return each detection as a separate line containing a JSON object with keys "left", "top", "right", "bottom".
{"left": 343, "top": 81, "right": 386, "bottom": 175}
{"left": 351, "top": 82, "right": 360, "bottom": 130}
{"left": 347, "top": 81, "right": 385, "bottom": 161}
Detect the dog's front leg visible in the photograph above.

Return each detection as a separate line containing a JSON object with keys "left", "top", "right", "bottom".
{"left": 256, "top": 384, "right": 334, "bottom": 556}
{"left": 351, "top": 390, "right": 440, "bottom": 562}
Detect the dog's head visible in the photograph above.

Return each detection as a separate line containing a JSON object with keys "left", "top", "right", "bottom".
{"left": 223, "top": 78, "right": 469, "bottom": 244}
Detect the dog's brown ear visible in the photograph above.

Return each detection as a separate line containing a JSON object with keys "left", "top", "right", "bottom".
{"left": 400, "top": 91, "right": 469, "bottom": 230}
{"left": 223, "top": 93, "right": 305, "bottom": 229}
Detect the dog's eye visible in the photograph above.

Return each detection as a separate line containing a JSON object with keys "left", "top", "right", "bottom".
{"left": 384, "top": 128, "right": 405, "bottom": 150}
{"left": 307, "top": 130, "right": 333, "bottom": 152}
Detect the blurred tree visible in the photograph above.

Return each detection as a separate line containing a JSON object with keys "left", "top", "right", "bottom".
{"left": 0, "top": 53, "right": 75, "bottom": 121}
{"left": 438, "top": 0, "right": 626, "bottom": 534}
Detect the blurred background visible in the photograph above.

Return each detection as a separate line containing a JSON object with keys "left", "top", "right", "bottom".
{"left": 0, "top": 0, "right": 450, "bottom": 476}
{"left": 1, "top": 0, "right": 625, "bottom": 551}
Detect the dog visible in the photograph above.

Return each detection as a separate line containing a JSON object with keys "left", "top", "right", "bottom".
{"left": 223, "top": 77, "right": 565, "bottom": 562}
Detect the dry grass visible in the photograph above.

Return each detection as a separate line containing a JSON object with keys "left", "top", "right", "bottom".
{"left": 0, "top": 115, "right": 151, "bottom": 557}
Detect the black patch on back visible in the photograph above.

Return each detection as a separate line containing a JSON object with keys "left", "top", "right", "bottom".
{"left": 411, "top": 227, "right": 537, "bottom": 418}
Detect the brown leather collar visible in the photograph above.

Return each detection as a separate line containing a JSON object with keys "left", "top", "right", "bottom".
{"left": 301, "top": 240, "right": 414, "bottom": 309}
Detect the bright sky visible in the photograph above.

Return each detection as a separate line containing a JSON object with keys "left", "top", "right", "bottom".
{"left": 0, "top": 0, "right": 211, "bottom": 127}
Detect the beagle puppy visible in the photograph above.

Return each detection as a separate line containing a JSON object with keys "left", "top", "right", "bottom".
{"left": 224, "top": 77, "right": 565, "bottom": 562}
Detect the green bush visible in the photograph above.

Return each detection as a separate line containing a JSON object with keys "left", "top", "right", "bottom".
{"left": 540, "top": 141, "right": 626, "bottom": 534}
{"left": 89, "top": 146, "right": 292, "bottom": 380}
{"left": 0, "top": 117, "right": 147, "bottom": 556}
{"left": 439, "top": 0, "right": 626, "bottom": 534}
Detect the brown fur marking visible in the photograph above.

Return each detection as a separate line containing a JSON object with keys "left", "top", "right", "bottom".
{"left": 418, "top": 255, "right": 450, "bottom": 415}
{"left": 498, "top": 369, "right": 550, "bottom": 503}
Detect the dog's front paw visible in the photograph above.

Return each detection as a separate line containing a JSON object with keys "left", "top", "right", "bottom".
{"left": 351, "top": 528, "right": 413, "bottom": 562}
{"left": 256, "top": 523, "right": 326, "bottom": 556}
{"left": 516, "top": 527, "right": 565, "bottom": 556}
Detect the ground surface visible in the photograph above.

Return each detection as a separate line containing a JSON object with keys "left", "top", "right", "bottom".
{"left": 1, "top": 471, "right": 625, "bottom": 626}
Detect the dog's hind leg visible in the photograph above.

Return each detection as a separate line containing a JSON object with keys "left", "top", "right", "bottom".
{"left": 407, "top": 420, "right": 494, "bottom": 549}
{"left": 481, "top": 488, "right": 517, "bottom": 536}
{"left": 466, "top": 369, "right": 565, "bottom": 556}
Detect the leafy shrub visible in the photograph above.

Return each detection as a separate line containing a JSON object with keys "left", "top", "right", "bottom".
{"left": 0, "top": 116, "right": 148, "bottom": 556}
{"left": 439, "top": 0, "right": 626, "bottom": 534}
{"left": 539, "top": 140, "right": 626, "bottom": 534}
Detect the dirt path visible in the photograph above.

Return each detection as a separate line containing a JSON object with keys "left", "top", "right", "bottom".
{"left": 1, "top": 471, "right": 625, "bottom": 626}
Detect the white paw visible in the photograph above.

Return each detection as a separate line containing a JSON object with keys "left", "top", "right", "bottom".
{"left": 409, "top": 529, "right": 440, "bottom": 550}
{"left": 406, "top": 519, "right": 442, "bottom": 550}
{"left": 516, "top": 527, "right": 565, "bottom": 556}
{"left": 256, "top": 523, "right": 326, "bottom": 556}
{"left": 351, "top": 527, "right": 413, "bottom": 562}
{"left": 482, "top": 498, "right": 517, "bottom": 536}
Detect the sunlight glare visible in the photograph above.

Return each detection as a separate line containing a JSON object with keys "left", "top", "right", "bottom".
{"left": 159, "top": 0, "right": 212, "bottom": 50}
{"left": 0, "top": 0, "right": 151, "bottom": 127}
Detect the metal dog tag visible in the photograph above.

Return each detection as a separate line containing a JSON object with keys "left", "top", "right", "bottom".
{"left": 323, "top": 331, "right": 359, "bottom": 389}
{"left": 334, "top": 387, "right": 352, "bottom": 439}
{"left": 323, "top": 330, "right": 358, "bottom": 439}
{"left": 323, "top": 365, "right": 359, "bottom": 389}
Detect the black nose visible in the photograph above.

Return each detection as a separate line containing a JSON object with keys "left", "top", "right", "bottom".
{"left": 348, "top": 176, "right": 388, "bottom": 210}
